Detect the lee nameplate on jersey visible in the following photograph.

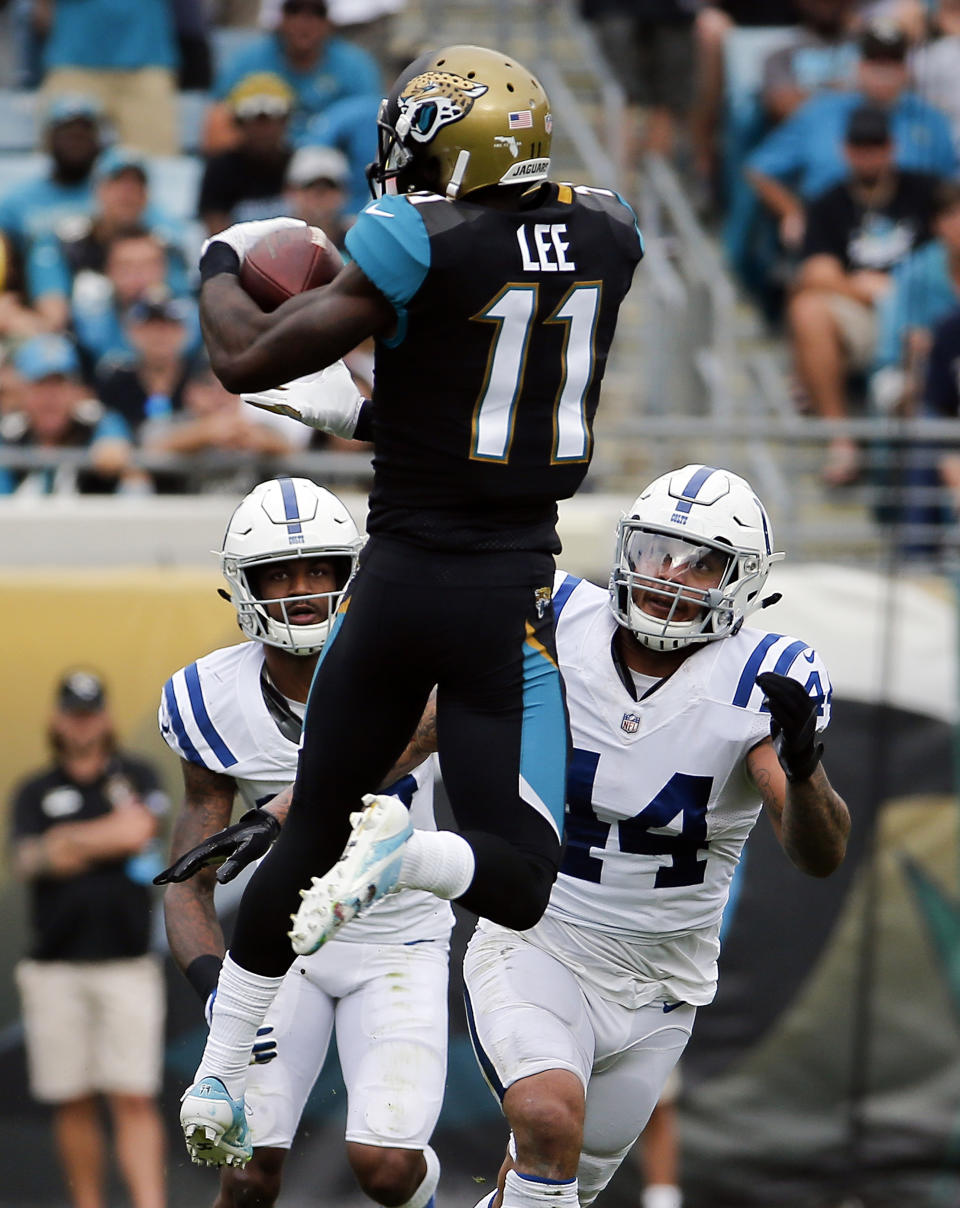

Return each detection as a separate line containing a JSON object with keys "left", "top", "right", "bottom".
{"left": 621, "top": 712, "right": 641, "bottom": 734}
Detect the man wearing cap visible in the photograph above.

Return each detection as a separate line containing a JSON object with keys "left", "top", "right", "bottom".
{"left": 204, "top": 0, "right": 381, "bottom": 152}
{"left": 199, "top": 74, "right": 297, "bottom": 236}
{"left": 747, "top": 21, "right": 956, "bottom": 244}
{"left": 0, "top": 333, "right": 138, "bottom": 495}
{"left": 284, "top": 144, "right": 350, "bottom": 245}
{"left": 9, "top": 671, "right": 169, "bottom": 1208}
{"left": 97, "top": 285, "right": 195, "bottom": 435}
{"left": 0, "top": 95, "right": 103, "bottom": 263}
{"left": 27, "top": 145, "right": 189, "bottom": 338}
{"left": 788, "top": 100, "right": 941, "bottom": 484}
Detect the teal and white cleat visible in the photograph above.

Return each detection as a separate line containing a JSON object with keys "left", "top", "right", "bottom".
{"left": 179, "top": 1076, "right": 251, "bottom": 1168}
{"left": 289, "top": 793, "right": 412, "bottom": 955}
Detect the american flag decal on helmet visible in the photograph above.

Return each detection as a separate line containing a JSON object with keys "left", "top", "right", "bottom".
{"left": 508, "top": 110, "right": 533, "bottom": 129}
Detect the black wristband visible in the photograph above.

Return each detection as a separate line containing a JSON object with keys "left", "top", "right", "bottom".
{"left": 185, "top": 954, "right": 223, "bottom": 1003}
{"left": 199, "top": 241, "right": 241, "bottom": 284}
{"left": 353, "top": 399, "right": 374, "bottom": 443}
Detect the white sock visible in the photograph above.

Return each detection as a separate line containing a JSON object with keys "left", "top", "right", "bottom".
{"left": 194, "top": 952, "right": 286, "bottom": 1099}
{"left": 501, "top": 1169, "right": 579, "bottom": 1207}
{"left": 399, "top": 1145, "right": 440, "bottom": 1208}
{"left": 643, "top": 1186, "right": 682, "bottom": 1208}
{"left": 397, "top": 829, "right": 475, "bottom": 899}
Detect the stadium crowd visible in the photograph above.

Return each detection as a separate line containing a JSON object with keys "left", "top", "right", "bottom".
{"left": 0, "top": 0, "right": 387, "bottom": 495}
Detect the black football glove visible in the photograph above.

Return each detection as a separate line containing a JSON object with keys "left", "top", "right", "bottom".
{"left": 756, "top": 671, "right": 823, "bottom": 783}
{"left": 153, "top": 808, "right": 281, "bottom": 886}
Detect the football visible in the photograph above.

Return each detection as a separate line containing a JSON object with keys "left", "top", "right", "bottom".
{"left": 239, "top": 225, "right": 343, "bottom": 311}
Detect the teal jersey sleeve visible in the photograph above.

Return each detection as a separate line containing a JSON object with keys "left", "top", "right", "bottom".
{"left": 345, "top": 194, "right": 432, "bottom": 320}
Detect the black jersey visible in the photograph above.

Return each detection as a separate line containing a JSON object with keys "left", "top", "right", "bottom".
{"left": 345, "top": 182, "right": 643, "bottom": 553}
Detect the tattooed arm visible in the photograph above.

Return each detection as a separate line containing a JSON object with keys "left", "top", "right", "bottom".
{"left": 747, "top": 739, "right": 850, "bottom": 877}
{"left": 161, "top": 759, "right": 237, "bottom": 984}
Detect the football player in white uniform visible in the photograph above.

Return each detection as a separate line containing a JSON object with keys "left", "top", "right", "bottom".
{"left": 154, "top": 477, "right": 451, "bottom": 1208}
{"left": 458, "top": 464, "right": 849, "bottom": 1208}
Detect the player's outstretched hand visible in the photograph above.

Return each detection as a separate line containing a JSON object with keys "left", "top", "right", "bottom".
{"left": 153, "top": 808, "right": 281, "bottom": 886}
{"left": 201, "top": 217, "right": 306, "bottom": 265}
{"left": 756, "top": 671, "right": 823, "bottom": 783}
{"left": 243, "top": 361, "right": 365, "bottom": 438}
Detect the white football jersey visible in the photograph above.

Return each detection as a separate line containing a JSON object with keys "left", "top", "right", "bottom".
{"left": 543, "top": 571, "right": 831, "bottom": 984}
{"left": 159, "top": 641, "right": 453, "bottom": 944}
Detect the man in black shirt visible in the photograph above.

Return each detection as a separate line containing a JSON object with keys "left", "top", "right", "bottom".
{"left": 10, "top": 671, "right": 169, "bottom": 1208}
{"left": 787, "top": 102, "right": 940, "bottom": 485}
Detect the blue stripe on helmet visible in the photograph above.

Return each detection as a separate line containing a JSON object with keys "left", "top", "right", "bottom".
{"left": 277, "top": 477, "right": 303, "bottom": 538}
{"left": 674, "top": 465, "right": 718, "bottom": 514}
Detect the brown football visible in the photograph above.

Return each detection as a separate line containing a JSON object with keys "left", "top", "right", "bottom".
{"left": 239, "top": 225, "right": 343, "bottom": 311}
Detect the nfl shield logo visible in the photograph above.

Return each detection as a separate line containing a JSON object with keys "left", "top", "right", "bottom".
{"left": 621, "top": 712, "right": 641, "bottom": 734}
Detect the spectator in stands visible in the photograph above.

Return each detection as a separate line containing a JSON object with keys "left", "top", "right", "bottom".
{"left": 0, "top": 233, "right": 48, "bottom": 343}
{"left": 872, "top": 181, "right": 960, "bottom": 411}
{"left": 68, "top": 227, "right": 199, "bottom": 382}
{"left": 301, "top": 92, "right": 381, "bottom": 216}
{"left": 761, "top": 0, "right": 860, "bottom": 124}
{"left": 27, "top": 147, "right": 188, "bottom": 337}
{"left": 787, "top": 102, "right": 940, "bottom": 484}
{"left": 9, "top": 669, "right": 167, "bottom": 1208}
{"left": 204, "top": 0, "right": 381, "bottom": 151}
{"left": 261, "top": 0, "right": 402, "bottom": 74}
{"left": 199, "top": 73, "right": 296, "bottom": 236}
{"left": 691, "top": 0, "right": 801, "bottom": 178}
{"left": 39, "top": 0, "right": 179, "bottom": 156}
{"left": 140, "top": 359, "right": 310, "bottom": 493}
{"left": 910, "top": 0, "right": 960, "bottom": 143}
{"left": 0, "top": 95, "right": 103, "bottom": 263}
{"left": 284, "top": 144, "right": 351, "bottom": 246}
{"left": 96, "top": 287, "right": 194, "bottom": 436}
{"left": 747, "top": 22, "right": 956, "bottom": 249}
{"left": 0, "top": 334, "right": 139, "bottom": 496}
{"left": 921, "top": 307, "right": 960, "bottom": 522}
{"left": 578, "top": 0, "right": 698, "bottom": 161}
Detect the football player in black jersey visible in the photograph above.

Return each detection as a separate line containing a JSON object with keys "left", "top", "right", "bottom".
{"left": 171, "top": 44, "right": 644, "bottom": 1184}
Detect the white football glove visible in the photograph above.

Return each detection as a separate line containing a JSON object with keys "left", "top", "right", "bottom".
{"left": 243, "top": 360, "right": 366, "bottom": 439}
{"left": 200, "top": 217, "right": 306, "bottom": 265}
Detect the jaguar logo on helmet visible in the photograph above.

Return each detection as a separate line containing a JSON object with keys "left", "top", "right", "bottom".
{"left": 398, "top": 71, "right": 489, "bottom": 146}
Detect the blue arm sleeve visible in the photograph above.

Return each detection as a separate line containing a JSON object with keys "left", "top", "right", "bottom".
{"left": 345, "top": 195, "right": 431, "bottom": 340}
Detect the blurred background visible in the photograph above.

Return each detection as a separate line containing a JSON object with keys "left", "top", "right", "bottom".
{"left": 0, "top": 0, "right": 958, "bottom": 1205}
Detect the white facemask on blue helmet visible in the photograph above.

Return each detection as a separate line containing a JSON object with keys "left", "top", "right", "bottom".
{"left": 219, "top": 477, "right": 362, "bottom": 656}
{"left": 609, "top": 464, "right": 784, "bottom": 652}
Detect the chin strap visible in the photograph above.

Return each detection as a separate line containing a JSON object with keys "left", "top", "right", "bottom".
{"left": 446, "top": 149, "right": 471, "bottom": 199}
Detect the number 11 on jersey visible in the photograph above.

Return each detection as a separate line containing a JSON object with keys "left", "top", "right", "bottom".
{"left": 470, "top": 283, "right": 602, "bottom": 464}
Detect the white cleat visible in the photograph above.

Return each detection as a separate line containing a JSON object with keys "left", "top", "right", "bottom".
{"left": 289, "top": 793, "right": 412, "bottom": 955}
{"left": 179, "top": 1076, "right": 251, "bottom": 1168}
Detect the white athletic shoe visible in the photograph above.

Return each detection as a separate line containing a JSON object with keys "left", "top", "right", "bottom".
{"left": 289, "top": 793, "right": 412, "bottom": 955}
{"left": 179, "top": 1075, "right": 251, "bottom": 1168}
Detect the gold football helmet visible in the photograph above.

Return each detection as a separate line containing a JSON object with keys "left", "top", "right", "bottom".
{"left": 368, "top": 44, "right": 553, "bottom": 200}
